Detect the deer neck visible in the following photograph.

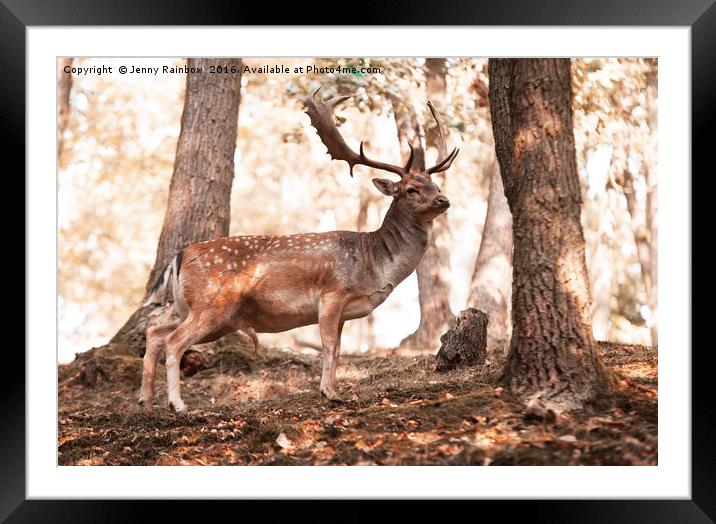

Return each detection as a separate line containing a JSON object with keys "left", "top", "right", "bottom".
{"left": 367, "top": 200, "right": 431, "bottom": 287}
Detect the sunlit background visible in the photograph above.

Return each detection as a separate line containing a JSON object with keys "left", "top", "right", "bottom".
{"left": 58, "top": 57, "right": 657, "bottom": 363}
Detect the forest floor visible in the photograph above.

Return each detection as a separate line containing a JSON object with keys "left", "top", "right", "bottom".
{"left": 58, "top": 340, "right": 657, "bottom": 466}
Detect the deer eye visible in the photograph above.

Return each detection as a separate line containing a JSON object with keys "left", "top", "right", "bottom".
{"left": 406, "top": 187, "right": 418, "bottom": 195}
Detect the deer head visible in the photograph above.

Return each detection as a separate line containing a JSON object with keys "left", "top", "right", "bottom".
{"left": 305, "top": 88, "right": 459, "bottom": 225}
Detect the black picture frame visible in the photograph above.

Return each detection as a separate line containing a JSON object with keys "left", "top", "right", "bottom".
{"left": 6, "top": 0, "right": 708, "bottom": 521}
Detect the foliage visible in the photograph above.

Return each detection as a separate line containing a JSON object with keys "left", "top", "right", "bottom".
{"left": 58, "top": 57, "right": 657, "bottom": 361}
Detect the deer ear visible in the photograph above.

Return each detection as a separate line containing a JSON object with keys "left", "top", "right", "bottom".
{"left": 372, "top": 178, "right": 399, "bottom": 196}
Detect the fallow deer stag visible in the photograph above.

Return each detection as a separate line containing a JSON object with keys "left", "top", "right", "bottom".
{"left": 138, "top": 87, "right": 458, "bottom": 413}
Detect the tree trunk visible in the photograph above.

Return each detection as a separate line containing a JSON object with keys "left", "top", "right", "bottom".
{"left": 356, "top": 184, "right": 376, "bottom": 351}
{"left": 589, "top": 185, "right": 615, "bottom": 341}
{"left": 145, "top": 58, "right": 242, "bottom": 293}
{"left": 644, "top": 64, "right": 658, "bottom": 346}
{"left": 110, "top": 58, "right": 243, "bottom": 353}
{"left": 614, "top": 61, "right": 657, "bottom": 346}
{"left": 388, "top": 94, "right": 426, "bottom": 171}
{"left": 621, "top": 164, "right": 653, "bottom": 316}
{"left": 394, "top": 59, "right": 454, "bottom": 352}
{"left": 57, "top": 58, "right": 73, "bottom": 164}
{"left": 467, "top": 157, "right": 513, "bottom": 347}
{"left": 488, "top": 58, "right": 613, "bottom": 410}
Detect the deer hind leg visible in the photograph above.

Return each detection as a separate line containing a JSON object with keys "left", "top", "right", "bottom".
{"left": 139, "top": 321, "right": 180, "bottom": 411}
{"left": 333, "top": 320, "right": 344, "bottom": 384}
{"left": 164, "top": 312, "right": 222, "bottom": 413}
{"left": 318, "top": 293, "right": 347, "bottom": 400}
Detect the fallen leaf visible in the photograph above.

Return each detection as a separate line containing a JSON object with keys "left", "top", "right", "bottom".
{"left": 355, "top": 437, "right": 384, "bottom": 452}
{"left": 558, "top": 434, "right": 577, "bottom": 442}
{"left": 275, "top": 433, "right": 292, "bottom": 449}
{"left": 524, "top": 397, "right": 556, "bottom": 422}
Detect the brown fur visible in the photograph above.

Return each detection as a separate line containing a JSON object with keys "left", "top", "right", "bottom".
{"left": 138, "top": 175, "right": 451, "bottom": 411}
{"left": 139, "top": 88, "right": 458, "bottom": 412}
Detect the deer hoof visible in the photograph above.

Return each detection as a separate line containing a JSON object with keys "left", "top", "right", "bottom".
{"left": 320, "top": 388, "right": 338, "bottom": 401}
{"left": 137, "top": 396, "right": 153, "bottom": 411}
{"left": 169, "top": 401, "right": 187, "bottom": 415}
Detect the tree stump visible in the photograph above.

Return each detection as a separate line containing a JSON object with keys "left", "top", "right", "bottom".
{"left": 61, "top": 342, "right": 144, "bottom": 389}
{"left": 180, "top": 331, "right": 256, "bottom": 377}
{"left": 435, "top": 308, "right": 488, "bottom": 372}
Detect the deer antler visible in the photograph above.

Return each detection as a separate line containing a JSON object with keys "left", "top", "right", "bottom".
{"left": 306, "top": 87, "right": 410, "bottom": 178}
{"left": 426, "top": 101, "right": 459, "bottom": 175}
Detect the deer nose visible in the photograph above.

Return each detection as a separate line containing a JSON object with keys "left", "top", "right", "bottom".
{"left": 434, "top": 195, "right": 450, "bottom": 208}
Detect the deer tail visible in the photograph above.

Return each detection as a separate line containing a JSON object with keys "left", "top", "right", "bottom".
{"left": 142, "top": 251, "right": 183, "bottom": 307}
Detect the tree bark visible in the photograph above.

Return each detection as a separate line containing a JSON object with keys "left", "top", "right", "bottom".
{"left": 621, "top": 163, "right": 653, "bottom": 314}
{"left": 57, "top": 58, "right": 73, "bottom": 164}
{"left": 394, "top": 58, "right": 454, "bottom": 352}
{"left": 110, "top": 58, "right": 243, "bottom": 353}
{"left": 644, "top": 63, "right": 658, "bottom": 346}
{"left": 467, "top": 157, "right": 513, "bottom": 347}
{"left": 435, "top": 308, "right": 488, "bottom": 372}
{"left": 589, "top": 184, "right": 615, "bottom": 341}
{"left": 145, "top": 58, "right": 242, "bottom": 293}
{"left": 356, "top": 184, "right": 376, "bottom": 351}
{"left": 617, "top": 65, "right": 657, "bottom": 347}
{"left": 488, "top": 58, "right": 613, "bottom": 410}
{"left": 388, "top": 93, "right": 426, "bottom": 171}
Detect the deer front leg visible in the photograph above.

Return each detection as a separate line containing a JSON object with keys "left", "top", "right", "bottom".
{"left": 318, "top": 293, "right": 347, "bottom": 400}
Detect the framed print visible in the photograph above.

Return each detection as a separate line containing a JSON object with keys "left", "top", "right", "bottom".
{"left": 7, "top": 0, "right": 710, "bottom": 520}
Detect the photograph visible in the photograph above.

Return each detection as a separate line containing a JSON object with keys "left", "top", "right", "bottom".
{"left": 56, "top": 56, "right": 659, "bottom": 467}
